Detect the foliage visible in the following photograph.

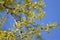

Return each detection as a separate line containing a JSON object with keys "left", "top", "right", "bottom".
{"left": 0, "top": 0, "right": 58, "bottom": 40}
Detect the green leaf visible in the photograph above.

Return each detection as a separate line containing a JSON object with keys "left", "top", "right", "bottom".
{"left": 4, "top": 0, "right": 13, "bottom": 5}
{"left": 0, "top": 6, "right": 4, "bottom": 11}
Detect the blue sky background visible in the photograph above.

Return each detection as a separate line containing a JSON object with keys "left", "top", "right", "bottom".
{"left": 40, "top": 0, "right": 60, "bottom": 40}
{"left": 0, "top": 0, "right": 60, "bottom": 40}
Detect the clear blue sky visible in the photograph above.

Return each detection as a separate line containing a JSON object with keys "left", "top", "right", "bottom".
{"left": 0, "top": 0, "right": 60, "bottom": 40}
{"left": 41, "top": 0, "right": 60, "bottom": 40}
